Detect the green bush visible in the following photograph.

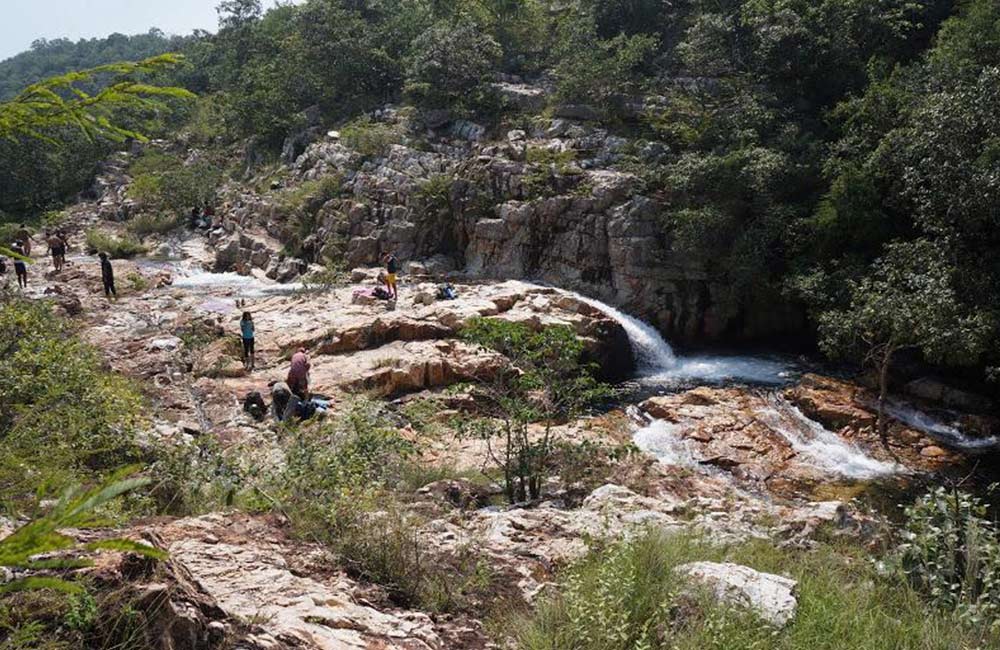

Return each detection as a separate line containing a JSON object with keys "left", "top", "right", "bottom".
{"left": 274, "top": 175, "right": 343, "bottom": 215}
{"left": 0, "top": 299, "right": 144, "bottom": 509}
{"left": 83, "top": 230, "right": 147, "bottom": 259}
{"left": 403, "top": 18, "right": 502, "bottom": 110}
{"left": 461, "top": 319, "right": 611, "bottom": 503}
{"left": 890, "top": 487, "right": 1000, "bottom": 626}
{"left": 258, "top": 399, "right": 499, "bottom": 612}
{"left": 340, "top": 117, "right": 404, "bottom": 159}
{"left": 127, "top": 150, "right": 220, "bottom": 215}
{"left": 126, "top": 213, "right": 184, "bottom": 237}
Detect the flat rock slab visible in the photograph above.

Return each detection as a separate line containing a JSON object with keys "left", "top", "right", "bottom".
{"left": 675, "top": 561, "right": 797, "bottom": 627}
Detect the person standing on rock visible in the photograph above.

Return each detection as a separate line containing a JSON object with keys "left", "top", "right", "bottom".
{"left": 383, "top": 252, "right": 399, "bottom": 300}
{"left": 240, "top": 311, "right": 256, "bottom": 371}
{"left": 47, "top": 231, "right": 66, "bottom": 273}
{"left": 10, "top": 242, "right": 28, "bottom": 289}
{"left": 99, "top": 252, "right": 116, "bottom": 298}
{"left": 15, "top": 225, "right": 34, "bottom": 257}
{"left": 286, "top": 347, "right": 310, "bottom": 399}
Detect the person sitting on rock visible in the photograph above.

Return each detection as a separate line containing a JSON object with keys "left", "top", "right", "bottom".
{"left": 286, "top": 347, "right": 311, "bottom": 399}
{"left": 99, "top": 252, "right": 116, "bottom": 298}
{"left": 240, "top": 311, "right": 256, "bottom": 371}
{"left": 10, "top": 243, "right": 27, "bottom": 289}
{"left": 270, "top": 381, "right": 292, "bottom": 421}
{"left": 383, "top": 252, "right": 399, "bottom": 300}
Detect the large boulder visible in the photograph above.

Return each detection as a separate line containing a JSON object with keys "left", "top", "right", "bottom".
{"left": 675, "top": 562, "right": 798, "bottom": 627}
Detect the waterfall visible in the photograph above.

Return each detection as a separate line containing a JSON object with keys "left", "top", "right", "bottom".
{"left": 570, "top": 294, "right": 677, "bottom": 371}
{"left": 568, "top": 291, "right": 794, "bottom": 385}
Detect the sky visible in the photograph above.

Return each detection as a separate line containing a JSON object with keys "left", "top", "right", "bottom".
{"left": 0, "top": 1, "right": 228, "bottom": 61}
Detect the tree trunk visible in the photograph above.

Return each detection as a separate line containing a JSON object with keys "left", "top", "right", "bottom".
{"left": 877, "top": 348, "right": 895, "bottom": 451}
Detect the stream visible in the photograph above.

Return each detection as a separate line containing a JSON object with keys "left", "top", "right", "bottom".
{"left": 574, "top": 292, "right": 997, "bottom": 482}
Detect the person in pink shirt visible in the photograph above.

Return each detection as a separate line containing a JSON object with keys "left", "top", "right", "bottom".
{"left": 286, "top": 347, "right": 311, "bottom": 399}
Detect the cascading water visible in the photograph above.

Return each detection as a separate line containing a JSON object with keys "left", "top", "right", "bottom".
{"left": 756, "top": 395, "right": 900, "bottom": 479}
{"left": 571, "top": 294, "right": 676, "bottom": 371}
{"left": 572, "top": 292, "right": 896, "bottom": 478}
{"left": 568, "top": 292, "right": 795, "bottom": 385}
{"left": 878, "top": 399, "right": 1000, "bottom": 453}
{"left": 168, "top": 264, "right": 303, "bottom": 299}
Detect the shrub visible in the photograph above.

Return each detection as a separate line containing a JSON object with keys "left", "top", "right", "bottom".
{"left": 274, "top": 175, "right": 343, "bottom": 215}
{"left": 340, "top": 117, "right": 404, "bottom": 158}
{"left": 126, "top": 213, "right": 183, "bottom": 237}
{"left": 890, "top": 486, "right": 1000, "bottom": 626}
{"left": 513, "top": 530, "right": 1000, "bottom": 650}
{"left": 262, "top": 399, "right": 499, "bottom": 613}
{"left": 0, "top": 299, "right": 144, "bottom": 508}
{"left": 84, "top": 230, "right": 147, "bottom": 259}
{"left": 127, "top": 150, "right": 221, "bottom": 215}
{"left": 460, "top": 319, "right": 611, "bottom": 503}
{"left": 403, "top": 18, "right": 502, "bottom": 110}
{"left": 552, "top": 14, "right": 659, "bottom": 116}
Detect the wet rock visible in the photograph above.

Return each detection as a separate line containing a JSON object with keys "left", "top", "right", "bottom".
{"left": 676, "top": 562, "right": 798, "bottom": 627}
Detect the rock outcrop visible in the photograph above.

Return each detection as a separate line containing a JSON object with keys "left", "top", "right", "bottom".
{"left": 676, "top": 562, "right": 798, "bottom": 627}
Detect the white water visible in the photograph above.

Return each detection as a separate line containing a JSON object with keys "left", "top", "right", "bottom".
{"left": 633, "top": 420, "right": 702, "bottom": 468}
{"left": 169, "top": 266, "right": 303, "bottom": 298}
{"left": 573, "top": 292, "right": 897, "bottom": 479}
{"left": 881, "top": 399, "right": 1000, "bottom": 452}
{"left": 756, "top": 396, "right": 900, "bottom": 479}
{"left": 572, "top": 294, "right": 676, "bottom": 370}
{"left": 569, "top": 292, "right": 795, "bottom": 385}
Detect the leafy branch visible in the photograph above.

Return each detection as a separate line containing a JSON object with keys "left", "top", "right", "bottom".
{"left": 0, "top": 53, "right": 194, "bottom": 144}
{"left": 0, "top": 468, "right": 165, "bottom": 594}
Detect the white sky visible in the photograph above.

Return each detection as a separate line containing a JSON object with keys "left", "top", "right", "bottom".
{"left": 0, "top": 1, "right": 288, "bottom": 62}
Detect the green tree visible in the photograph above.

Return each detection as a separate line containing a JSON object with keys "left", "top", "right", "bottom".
{"left": 461, "top": 319, "right": 610, "bottom": 503}
{"left": 816, "top": 241, "right": 991, "bottom": 447}
{"left": 404, "top": 17, "right": 502, "bottom": 110}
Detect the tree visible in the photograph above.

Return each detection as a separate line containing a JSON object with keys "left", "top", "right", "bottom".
{"left": 403, "top": 18, "right": 502, "bottom": 110}
{"left": 217, "top": 0, "right": 263, "bottom": 29}
{"left": 461, "top": 319, "right": 610, "bottom": 503}
{"left": 0, "top": 55, "right": 192, "bottom": 258}
{"left": 817, "top": 240, "right": 991, "bottom": 448}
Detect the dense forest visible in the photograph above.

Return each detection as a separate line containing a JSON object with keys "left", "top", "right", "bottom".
{"left": 2, "top": 0, "right": 998, "bottom": 385}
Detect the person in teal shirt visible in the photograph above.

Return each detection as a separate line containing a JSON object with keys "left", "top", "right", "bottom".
{"left": 240, "top": 311, "right": 256, "bottom": 371}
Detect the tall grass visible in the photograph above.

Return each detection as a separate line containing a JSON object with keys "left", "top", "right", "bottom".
{"left": 84, "top": 230, "right": 147, "bottom": 259}
{"left": 512, "top": 530, "right": 999, "bottom": 650}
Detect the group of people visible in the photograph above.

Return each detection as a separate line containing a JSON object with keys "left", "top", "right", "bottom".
{"left": 237, "top": 253, "right": 403, "bottom": 422}
{"left": 2, "top": 225, "right": 116, "bottom": 298}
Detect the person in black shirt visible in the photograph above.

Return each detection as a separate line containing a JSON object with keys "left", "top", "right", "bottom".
{"left": 99, "top": 252, "right": 116, "bottom": 298}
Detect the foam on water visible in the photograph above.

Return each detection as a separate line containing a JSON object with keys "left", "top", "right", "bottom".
{"left": 169, "top": 267, "right": 302, "bottom": 298}
{"left": 645, "top": 355, "right": 794, "bottom": 386}
{"left": 633, "top": 420, "right": 701, "bottom": 468}
{"left": 756, "top": 396, "right": 900, "bottom": 479}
